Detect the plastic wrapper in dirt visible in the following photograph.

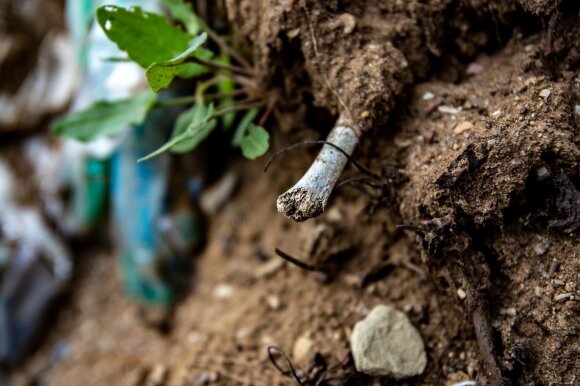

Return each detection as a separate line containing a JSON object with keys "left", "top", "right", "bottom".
{"left": 0, "top": 160, "right": 72, "bottom": 366}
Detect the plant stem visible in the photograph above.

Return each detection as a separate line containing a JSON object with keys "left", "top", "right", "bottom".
{"left": 199, "top": 20, "right": 253, "bottom": 72}
{"left": 212, "top": 99, "right": 266, "bottom": 117}
{"left": 157, "top": 95, "right": 199, "bottom": 107}
{"left": 258, "top": 95, "right": 278, "bottom": 126}
{"left": 204, "top": 89, "right": 248, "bottom": 101}
{"left": 232, "top": 74, "right": 261, "bottom": 92}
{"left": 186, "top": 56, "right": 253, "bottom": 76}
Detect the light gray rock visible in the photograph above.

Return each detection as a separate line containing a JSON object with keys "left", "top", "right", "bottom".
{"left": 350, "top": 304, "right": 427, "bottom": 378}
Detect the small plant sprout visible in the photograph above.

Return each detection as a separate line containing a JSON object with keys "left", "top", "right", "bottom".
{"left": 276, "top": 114, "right": 360, "bottom": 222}
{"left": 52, "top": 1, "right": 273, "bottom": 161}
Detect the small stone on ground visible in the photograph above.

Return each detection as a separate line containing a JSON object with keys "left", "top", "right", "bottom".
{"left": 350, "top": 304, "right": 427, "bottom": 379}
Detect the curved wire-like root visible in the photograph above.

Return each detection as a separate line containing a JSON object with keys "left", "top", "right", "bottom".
{"left": 277, "top": 114, "right": 359, "bottom": 222}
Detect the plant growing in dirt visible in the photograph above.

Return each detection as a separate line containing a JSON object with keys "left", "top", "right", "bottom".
{"left": 52, "top": 0, "right": 273, "bottom": 161}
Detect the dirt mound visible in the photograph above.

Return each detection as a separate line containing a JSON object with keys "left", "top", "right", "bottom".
{"left": 225, "top": 1, "right": 579, "bottom": 383}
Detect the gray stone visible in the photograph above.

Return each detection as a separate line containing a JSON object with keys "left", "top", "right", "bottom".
{"left": 350, "top": 305, "right": 427, "bottom": 378}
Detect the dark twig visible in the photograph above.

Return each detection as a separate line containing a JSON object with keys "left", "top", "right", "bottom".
{"left": 213, "top": 99, "right": 267, "bottom": 117}
{"left": 267, "top": 346, "right": 305, "bottom": 386}
{"left": 233, "top": 74, "right": 260, "bottom": 91}
{"left": 359, "top": 261, "right": 396, "bottom": 288}
{"left": 397, "top": 224, "right": 427, "bottom": 238}
{"left": 336, "top": 177, "right": 383, "bottom": 190}
{"left": 198, "top": 20, "right": 253, "bottom": 72}
{"left": 336, "top": 180, "right": 381, "bottom": 201}
{"left": 258, "top": 95, "right": 278, "bottom": 127}
{"left": 274, "top": 248, "right": 320, "bottom": 272}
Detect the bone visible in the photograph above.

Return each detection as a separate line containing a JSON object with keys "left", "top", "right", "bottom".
{"left": 277, "top": 114, "right": 359, "bottom": 222}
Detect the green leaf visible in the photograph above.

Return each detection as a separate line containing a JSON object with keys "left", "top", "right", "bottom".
{"left": 171, "top": 102, "right": 215, "bottom": 152}
{"left": 145, "top": 33, "right": 211, "bottom": 93}
{"left": 52, "top": 92, "right": 156, "bottom": 142}
{"left": 217, "top": 53, "right": 236, "bottom": 129}
{"left": 137, "top": 130, "right": 191, "bottom": 162}
{"left": 174, "top": 49, "right": 212, "bottom": 77}
{"left": 139, "top": 103, "right": 216, "bottom": 161}
{"left": 161, "top": 0, "right": 200, "bottom": 34}
{"left": 96, "top": 5, "right": 192, "bottom": 68}
{"left": 231, "top": 108, "right": 258, "bottom": 146}
{"left": 171, "top": 119, "right": 216, "bottom": 153}
{"left": 240, "top": 124, "right": 269, "bottom": 160}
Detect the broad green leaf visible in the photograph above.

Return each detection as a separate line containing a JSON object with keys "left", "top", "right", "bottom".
{"left": 139, "top": 103, "right": 216, "bottom": 161}
{"left": 174, "top": 48, "right": 212, "bottom": 77}
{"left": 240, "top": 124, "right": 269, "bottom": 160}
{"left": 145, "top": 33, "right": 211, "bottom": 93}
{"left": 96, "top": 5, "right": 192, "bottom": 68}
{"left": 52, "top": 92, "right": 156, "bottom": 142}
{"left": 161, "top": 0, "right": 200, "bottom": 34}
{"left": 231, "top": 108, "right": 258, "bottom": 146}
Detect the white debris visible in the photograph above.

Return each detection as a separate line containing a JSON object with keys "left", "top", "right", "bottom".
{"left": 422, "top": 91, "right": 435, "bottom": 101}
{"left": 438, "top": 105, "right": 461, "bottom": 115}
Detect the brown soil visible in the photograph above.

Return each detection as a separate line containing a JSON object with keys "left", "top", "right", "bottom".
{"left": 9, "top": 0, "right": 580, "bottom": 385}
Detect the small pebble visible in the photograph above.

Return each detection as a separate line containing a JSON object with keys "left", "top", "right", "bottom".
{"left": 438, "top": 105, "right": 461, "bottom": 115}
{"left": 539, "top": 89, "right": 551, "bottom": 99}
{"left": 350, "top": 305, "right": 427, "bottom": 378}
{"left": 457, "top": 289, "right": 467, "bottom": 300}
{"left": 287, "top": 28, "right": 300, "bottom": 39}
{"left": 293, "top": 334, "right": 314, "bottom": 363}
{"left": 422, "top": 129, "right": 435, "bottom": 143}
{"left": 147, "top": 365, "right": 167, "bottom": 386}
{"left": 554, "top": 293, "right": 574, "bottom": 302}
{"left": 336, "top": 13, "right": 356, "bottom": 34}
{"left": 326, "top": 207, "right": 344, "bottom": 222}
{"left": 533, "top": 239, "right": 549, "bottom": 255}
{"left": 499, "top": 307, "right": 517, "bottom": 317}
{"left": 452, "top": 382, "right": 477, "bottom": 386}
{"left": 213, "top": 284, "right": 234, "bottom": 299}
{"left": 453, "top": 121, "right": 473, "bottom": 135}
{"left": 492, "top": 109, "right": 501, "bottom": 117}
{"left": 342, "top": 274, "right": 359, "bottom": 287}
{"left": 266, "top": 295, "right": 281, "bottom": 310}
{"left": 255, "top": 258, "right": 284, "bottom": 278}
{"left": 195, "top": 371, "right": 218, "bottom": 385}
{"left": 422, "top": 91, "right": 435, "bottom": 101}
{"left": 536, "top": 167, "right": 550, "bottom": 181}
{"left": 466, "top": 62, "right": 483, "bottom": 75}
{"left": 525, "top": 76, "right": 538, "bottom": 86}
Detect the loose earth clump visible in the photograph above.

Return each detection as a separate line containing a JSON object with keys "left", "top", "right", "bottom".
{"left": 11, "top": 1, "right": 579, "bottom": 386}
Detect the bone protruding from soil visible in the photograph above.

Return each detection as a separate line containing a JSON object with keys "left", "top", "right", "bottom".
{"left": 277, "top": 115, "right": 359, "bottom": 222}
